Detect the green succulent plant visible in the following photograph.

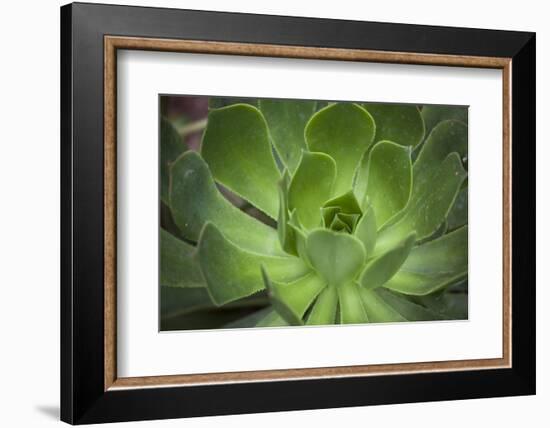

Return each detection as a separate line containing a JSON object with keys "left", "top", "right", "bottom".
{"left": 160, "top": 98, "right": 468, "bottom": 330}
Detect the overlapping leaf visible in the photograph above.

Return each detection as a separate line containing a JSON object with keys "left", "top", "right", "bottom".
{"left": 306, "top": 229, "right": 366, "bottom": 287}
{"left": 305, "top": 103, "right": 375, "bottom": 195}
{"left": 262, "top": 269, "right": 325, "bottom": 325}
{"left": 170, "top": 151, "right": 284, "bottom": 255}
{"left": 259, "top": 99, "right": 317, "bottom": 172}
{"left": 288, "top": 152, "right": 336, "bottom": 229}
{"left": 201, "top": 104, "right": 281, "bottom": 218}
{"left": 363, "top": 103, "right": 425, "bottom": 147}
{"left": 384, "top": 226, "right": 468, "bottom": 295}
{"left": 160, "top": 229, "right": 204, "bottom": 288}
{"left": 198, "top": 223, "right": 309, "bottom": 305}
{"left": 355, "top": 141, "right": 412, "bottom": 225}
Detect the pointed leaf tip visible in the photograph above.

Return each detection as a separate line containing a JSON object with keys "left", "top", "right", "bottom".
{"left": 359, "top": 232, "right": 416, "bottom": 290}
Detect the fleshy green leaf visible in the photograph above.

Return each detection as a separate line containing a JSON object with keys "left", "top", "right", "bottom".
{"left": 160, "top": 117, "right": 185, "bottom": 204}
{"left": 358, "top": 289, "right": 406, "bottom": 322}
{"left": 288, "top": 152, "right": 336, "bottom": 229}
{"left": 160, "top": 229, "right": 204, "bottom": 288}
{"left": 306, "top": 286, "right": 338, "bottom": 325}
{"left": 306, "top": 229, "right": 366, "bottom": 287}
{"left": 288, "top": 210, "right": 310, "bottom": 265}
{"left": 277, "top": 171, "right": 297, "bottom": 255}
{"left": 407, "top": 120, "right": 468, "bottom": 231}
{"left": 359, "top": 232, "right": 416, "bottom": 290}
{"left": 374, "top": 153, "right": 466, "bottom": 255}
{"left": 201, "top": 104, "right": 281, "bottom": 218}
{"left": 170, "top": 152, "right": 284, "bottom": 255}
{"left": 363, "top": 103, "right": 425, "bottom": 147}
{"left": 198, "top": 223, "right": 309, "bottom": 305}
{"left": 262, "top": 269, "right": 326, "bottom": 325}
{"left": 355, "top": 141, "right": 412, "bottom": 225}
{"left": 384, "top": 226, "right": 468, "bottom": 295}
{"left": 305, "top": 103, "right": 375, "bottom": 195}
{"left": 447, "top": 187, "right": 468, "bottom": 231}
{"left": 413, "top": 120, "right": 468, "bottom": 193}
{"left": 374, "top": 288, "right": 440, "bottom": 321}
{"left": 259, "top": 99, "right": 317, "bottom": 172}
{"left": 338, "top": 282, "right": 369, "bottom": 324}
{"left": 422, "top": 105, "right": 468, "bottom": 137}
{"left": 354, "top": 204, "right": 377, "bottom": 256}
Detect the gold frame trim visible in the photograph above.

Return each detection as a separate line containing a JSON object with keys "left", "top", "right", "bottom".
{"left": 104, "top": 36, "right": 512, "bottom": 391}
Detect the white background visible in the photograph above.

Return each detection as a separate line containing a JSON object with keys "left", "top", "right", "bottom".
{"left": 118, "top": 51, "right": 502, "bottom": 377}
{"left": 0, "top": 0, "right": 546, "bottom": 427}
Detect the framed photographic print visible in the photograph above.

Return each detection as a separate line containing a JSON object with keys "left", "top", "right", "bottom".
{"left": 60, "top": 2, "right": 536, "bottom": 424}
{"left": 157, "top": 95, "right": 469, "bottom": 332}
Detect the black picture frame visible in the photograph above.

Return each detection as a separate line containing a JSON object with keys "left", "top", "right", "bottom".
{"left": 61, "top": 2, "right": 535, "bottom": 424}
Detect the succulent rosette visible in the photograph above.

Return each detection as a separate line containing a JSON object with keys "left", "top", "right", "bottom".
{"left": 160, "top": 99, "right": 468, "bottom": 329}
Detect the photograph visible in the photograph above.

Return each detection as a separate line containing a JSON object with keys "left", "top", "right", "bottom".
{"left": 159, "top": 96, "right": 469, "bottom": 331}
